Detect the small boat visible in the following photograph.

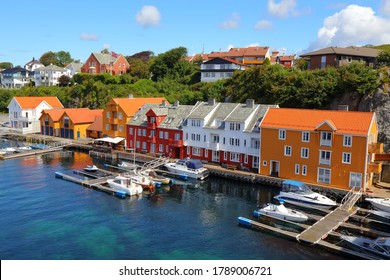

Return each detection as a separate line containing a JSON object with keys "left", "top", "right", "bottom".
{"left": 340, "top": 235, "right": 390, "bottom": 259}
{"left": 84, "top": 165, "right": 99, "bottom": 172}
{"left": 365, "top": 197, "right": 390, "bottom": 213}
{"left": 274, "top": 180, "right": 336, "bottom": 210}
{"left": 140, "top": 169, "right": 172, "bottom": 185}
{"left": 118, "top": 161, "right": 137, "bottom": 170}
{"left": 164, "top": 158, "right": 209, "bottom": 180}
{"left": 16, "top": 146, "right": 32, "bottom": 152}
{"left": 253, "top": 202, "right": 308, "bottom": 222}
{"left": 107, "top": 175, "right": 143, "bottom": 196}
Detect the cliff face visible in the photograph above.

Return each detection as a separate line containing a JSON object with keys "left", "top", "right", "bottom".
{"left": 330, "top": 89, "right": 390, "bottom": 152}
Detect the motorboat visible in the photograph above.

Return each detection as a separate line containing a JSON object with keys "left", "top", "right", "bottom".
{"left": 84, "top": 165, "right": 99, "bottom": 172}
{"left": 365, "top": 197, "right": 390, "bottom": 213}
{"left": 274, "top": 180, "right": 336, "bottom": 210}
{"left": 118, "top": 161, "right": 137, "bottom": 170}
{"left": 368, "top": 209, "right": 390, "bottom": 221}
{"left": 340, "top": 235, "right": 390, "bottom": 259}
{"left": 16, "top": 146, "right": 32, "bottom": 152}
{"left": 140, "top": 169, "right": 172, "bottom": 185}
{"left": 164, "top": 158, "right": 209, "bottom": 180}
{"left": 107, "top": 175, "right": 143, "bottom": 196}
{"left": 253, "top": 202, "right": 308, "bottom": 222}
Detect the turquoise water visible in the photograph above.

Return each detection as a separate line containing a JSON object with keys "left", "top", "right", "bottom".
{"left": 0, "top": 150, "right": 344, "bottom": 260}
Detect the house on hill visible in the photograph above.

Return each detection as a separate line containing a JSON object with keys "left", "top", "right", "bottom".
{"left": 81, "top": 52, "right": 130, "bottom": 75}
{"left": 24, "top": 57, "right": 44, "bottom": 72}
{"left": 7, "top": 96, "right": 64, "bottom": 134}
{"left": 259, "top": 108, "right": 383, "bottom": 191}
{"left": 34, "top": 64, "right": 70, "bottom": 86}
{"left": 200, "top": 57, "right": 246, "bottom": 82}
{"left": 300, "top": 46, "right": 380, "bottom": 70}
{"left": 0, "top": 67, "right": 33, "bottom": 88}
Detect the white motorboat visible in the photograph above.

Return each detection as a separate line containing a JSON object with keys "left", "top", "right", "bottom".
{"left": 340, "top": 235, "right": 390, "bottom": 259}
{"left": 118, "top": 161, "right": 137, "bottom": 170}
{"left": 253, "top": 202, "right": 308, "bottom": 222}
{"left": 84, "top": 165, "right": 99, "bottom": 172}
{"left": 164, "top": 158, "right": 209, "bottom": 180}
{"left": 140, "top": 169, "right": 172, "bottom": 185}
{"left": 274, "top": 180, "right": 336, "bottom": 210}
{"left": 365, "top": 197, "right": 390, "bottom": 213}
{"left": 107, "top": 175, "right": 143, "bottom": 196}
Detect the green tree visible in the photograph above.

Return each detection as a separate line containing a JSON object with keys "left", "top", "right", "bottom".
{"left": 40, "top": 51, "right": 59, "bottom": 66}
{"left": 377, "top": 50, "right": 390, "bottom": 67}
{"left": 338, "top": 62, "right": 380, "bottom": 95}
{"left": 56, "top": 51, "right": 73, "bottom": 67}
{"left": 149, "top": 47, "right": 188, "bottom": 81}
{"left": 101, "top": 48, "right": 110, "bottom": 54}
{"left": 128, "top": 58, "right": 150, "bottom": 80}
{"left": 0, "top": 62, "right": 13, "bottom": 69}
{"left": 58, "top": 75, "right": 71, "bottom": 86}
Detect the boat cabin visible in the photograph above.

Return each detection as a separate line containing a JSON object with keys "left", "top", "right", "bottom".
{"left": 281, "top": 180, "right": 313, "bottom": 194}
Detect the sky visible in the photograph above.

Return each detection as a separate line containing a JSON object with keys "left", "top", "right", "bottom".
{"left": 2, "top": 0, "right": 390, "bottom": 67}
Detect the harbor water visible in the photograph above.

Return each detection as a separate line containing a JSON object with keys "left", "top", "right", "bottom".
{"left": 0, "top": 149, "right": 345, "bottom": 260}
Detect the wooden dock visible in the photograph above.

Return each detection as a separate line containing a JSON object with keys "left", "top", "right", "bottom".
{"left": 0, "top": 146, "right": 68, "bottom": 160}
{"left": 296, "top": 188, "right": 362, "bottom": 244}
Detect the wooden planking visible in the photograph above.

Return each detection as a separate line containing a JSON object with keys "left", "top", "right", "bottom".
{"left": 296, "top": 207, "right": 358, "bottom": 244}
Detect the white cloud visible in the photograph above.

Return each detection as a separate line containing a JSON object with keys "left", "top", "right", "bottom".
{"left": 310, "top": 5, "right": 390, "bottom": 49}
{"left": 220, "top": 13, "right": 240, "bottom": 29}
{"left": 80, "top": 33, "right": 98, "bottom": 41}
{"left": 136, "top": 5, "right": 161, "bottom": 28}
{"left": 254, "top": 20, "right": 273, "bottom": 30}
{"left": 381, "top": 0, "right": 390, "bottom": 16}
{"left": 268, "top": 0, "right": 298, "bottom": 18}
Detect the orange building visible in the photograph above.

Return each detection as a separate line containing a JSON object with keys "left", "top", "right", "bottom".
{"left": 103, "top": 96, "right": 168, "bottom": 140}
{"left": 40, "top": 108, "right": 102, "bottom": 139}
{"left": 259, "top": 108, "right": 383, "bottom": 191}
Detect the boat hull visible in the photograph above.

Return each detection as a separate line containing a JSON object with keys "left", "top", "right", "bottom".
{"left": 341, "top": 236, "right": 390, "bottom": 259}
{"left": 254, "top": 209, "right": 308, "bottom": 222}
{"left": 165, "top": 164, "right": 209, "bottom": 180}
{"left": 274, "top": 195, "right": 336, "bottom": 210}
{"left": 366, "top": 198, "right": 390, "bottom": 213}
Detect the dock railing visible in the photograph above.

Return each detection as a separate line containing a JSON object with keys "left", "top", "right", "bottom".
{"left": 340, "top": 187, "right": 362, "bottom": 211}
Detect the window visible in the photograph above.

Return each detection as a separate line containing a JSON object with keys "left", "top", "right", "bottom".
{"left": 187, "top": 146, "right": 190, "bottom": 154}
{"left": 142, "top": 142, "right": 146, "bottom": 149}
{"left": 159, "top": 131, "right": 164, "bottom": 139}
{"left": 318, "top": 168, "right": 331, "bottom": 184}
{"left": 301, "top": 148, "right": 309, "bottom": 159}
{"left": 106, "top": 111, "right": 110, "bottom": 118}
{"left": 136, "top": 141, "right": 140, "bottom": 149}
{"left": 138, "top": 128, "right": 142, "bottom": 136}
{"left": 192, "top": 147, "right": 201, "bottom": 156}
{"left": 263, "top": 160, "right": 267, "bottom": 166}
{"left": 319, "top": 150, "right": 331, "bottom": 166}
{"left": 159, "top": 144, "right": 164, "bottom": 152}
{"left": 175, "top": 133, "right": 180, "bottom": 140}
{"left": 223, "top": 151, "right": 227, "bottom": 160}
{"left": 253, "top": 156, "right": 259, "bottom": 168}
{"left": 230, "top": 152, "right": 240, "bottom": 162}
{"left": 302, "top": 165, "right": 307, "bottom": 176}
{"left": 284, "top": 145, "right": 292, "bottom": 156}
{"left": 164, "top": 132, "right": 169, "bottom": 139}
{"left": 105, "top": 124, "right": 110, "bottom": 130}
{"left": 129, "top": 128, "right": 133, "bottom": 135}
{"left": 320, "top": 132, "right": 332, "bottom": 147}
{"left": 343, "top": 135, "right": 352, "bottom": 147}
{"left": 302, "top": 132, "right": 310, "bottom": 142}
{"left": 150, "top": 130, "right": 155, "bottom": 137}
{"left": 295, "top": 164, "right": 300, "bottom": 175}
{"left": 119, "top": 125, "right": 123, "bottom": 132}
{"left": 321, "top": 55, "right": 326, "bottom": 69}
{"left": 350, "top": 172, "right": 362, "bottom": 188}
{"left": 279, "top": 129, "right": 286, "bottom": 140}
{"left": 244, "top": 154, "right": 248, "bottom": 164}
{"left": 212, "top": 135, "right": 219, "bottom": 143}
{"left": 251, "top": 138, "right": 260, "bottom": 149}
{"left": 342, "top": 152, "right": 351, "bottom": 164}
{"left": 118, "top": 112, "right": 122, "bottom": 120}
{"left": 229, "top": 138, "right": 240, "bottom": 146}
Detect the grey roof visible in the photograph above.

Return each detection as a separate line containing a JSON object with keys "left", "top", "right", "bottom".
{"left": 300, "top": 46, "right": 380, "bottom": 58}
{"left": 204, "top": 103, "right": 238, "bottom": 128}
{"left": 186, "top": 101, "right": 219, "bottom": 119}
{"left": 66, "top": 62, "right": 83, "bottom": 72}
{"left": 244, "top": 104, "right": 279, "bottom": 133}
{"left": 127, "top": 103, "right": 193, "bottom": 129}
{"left": 36, "top": 64, "right": 66, "bottom": 71}
{"left": 92, "top": 52, "right": 118, "bottom": 65}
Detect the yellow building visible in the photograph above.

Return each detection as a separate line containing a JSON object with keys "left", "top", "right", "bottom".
{"left": 40, "top": 108, "right": 102, "bottom": 139}
{"left": 259, "top": 108, "right": 383, "bottom": 191}
{"left": 103, "top": 96, "right": 168, "bottom": 139}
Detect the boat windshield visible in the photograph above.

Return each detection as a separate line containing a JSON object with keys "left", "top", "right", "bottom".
{"left": 370, "top": 238, "right": 390, "bottom": 255}
{"left": 282, "top": 182, "right": 313, "bottom": 195}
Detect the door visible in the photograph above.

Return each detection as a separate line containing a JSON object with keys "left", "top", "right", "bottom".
{"left": 212, "top": 150, "right": 220, "bottom": 162}
{"left": 77, "top": 131, "right": 80, "bottom": 139}
{"left": 270, "top": 161, "right": 280, "bottom": 177}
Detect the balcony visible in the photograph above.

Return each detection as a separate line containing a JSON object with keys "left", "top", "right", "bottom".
{"left": 319, "top": 158, "right": 331, "bottom": 166}
{"left": 207, "top": 142, "right": 220, "bottom": 150}
{"left": 367, "top": 162, "right": 383, "bottom": 174}
{"left": 375, "top": 153, "right": 390, "bottom": 161}
{"left": 368, "top": 142, "right": 384, "bottom": 154}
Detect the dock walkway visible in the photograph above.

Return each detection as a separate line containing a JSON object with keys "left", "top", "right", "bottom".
{"left": 296, "top": 188, "right": 362, "bottom": 244}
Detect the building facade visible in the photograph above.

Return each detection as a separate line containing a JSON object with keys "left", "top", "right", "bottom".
{"left": 200, "top": 57, "right": 246, "bottom": 82}
{"left": 34, "top": 64, "right": 70, "bottom": 86}
{"left": 259, "top": 108, "right": 383, "bottom": 190}
{"left": 0, "top": 67, "right": 33, "bottom": 88}
{"left": 81, "top": 52, "right": 130, "bottom": 75}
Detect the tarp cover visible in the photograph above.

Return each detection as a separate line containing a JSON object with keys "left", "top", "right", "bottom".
{"left": 95, "top": 137, "right": 125, "bottom": 144}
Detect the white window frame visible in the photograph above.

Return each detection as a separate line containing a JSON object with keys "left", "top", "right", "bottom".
{"left": 343, "top": 135, "right": 352, "bottom": 147}
{"left": 319, "top": 150, "right": 331, "bottom": 166}
{"left": 301, "top": 148, "right": 309, "bottom": 159}
{"left": 230, "top": 152, "right": 240, "bottom": 162}
{"left": 320, "top": 131, "right": 332, "bottom": 147}
{"left": 350, "top": 172, "right": 362, "bottom": 188}
{"left": 192, "top": 147, "right": 201, "bottom": 156}
{"left": 302, "top": 131, "right": 310, "bottom": 142}
{"left": 302, "top": 165, "right": 307, "bottom": 176}
{"left": 318, "top": 168, "right": 331, "bottom": 184}
{"left": 342, "top": 152, "right": 351, "bottom": 164}
{"left": 279, "top": 129, "right": 286, "bottom": 140}
{"left": 284, "top": 145, "right": 292, "bottom": 156}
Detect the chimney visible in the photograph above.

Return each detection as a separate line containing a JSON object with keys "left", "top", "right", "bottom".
{"left": 174, "top": 100, "right": 180, "bottom": 107}
{"left": 162, "top": 100, "right": 167, "bottom": 107}
{"left": 246, "top": 99, "right": 255, "bottom": 108}
{"left": 128, "top": 94, "right": 134, "bottom": 99}
{"left": 338, "top": 105, "right": 349, "bottom": 111}
{"left": 208, "top": 98, "right": 215, "bottom": 106}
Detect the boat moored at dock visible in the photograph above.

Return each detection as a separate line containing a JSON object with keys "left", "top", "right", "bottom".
{"left": 164, "top": 158, "right": 209, "bottom": 180}
{"left": 254, "top": 202, "right": 308, "bottom": 222}
{"left": 340, "top": 235, "right": 390, "bottom": 259}
{"left": 106, "top": 175, "right": 143, "bottom": 196}
{"left": 365, "top": 197, "right": 390, "bottom": 213}
{"left": 274, "top": 180, "right": 336, "bottom": 210}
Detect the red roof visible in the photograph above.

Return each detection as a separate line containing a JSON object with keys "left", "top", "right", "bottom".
{"left": 260, "top": 108, "right": 375, "bottom": 135}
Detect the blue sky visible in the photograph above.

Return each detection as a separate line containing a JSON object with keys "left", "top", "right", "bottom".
{"left": 2, "top": 0, "right": 390, "bottom": 67}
